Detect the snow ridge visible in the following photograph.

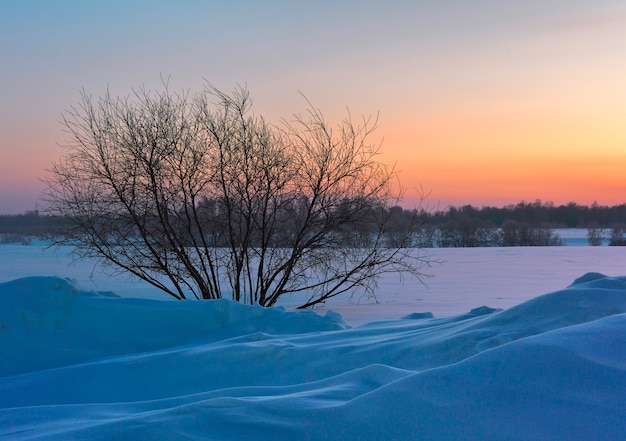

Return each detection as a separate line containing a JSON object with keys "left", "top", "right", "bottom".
{"left": 1, "top": 273, "right": 625, "bottom": 440}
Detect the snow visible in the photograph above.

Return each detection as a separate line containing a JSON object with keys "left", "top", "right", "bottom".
{"left": 4, "top": 241, "right": 626, "bottom": 325}
{"left": 1, "top": 242, "right": 625, "bottom": 440}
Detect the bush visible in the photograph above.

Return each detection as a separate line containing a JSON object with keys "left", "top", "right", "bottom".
{"left": 44, "top": 83, "right": 429, "bottom": 307}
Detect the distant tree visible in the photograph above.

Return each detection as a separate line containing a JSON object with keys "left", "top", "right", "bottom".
{"left": 501, "top": 220, "right": 521, "bottom": 246}
{"left": 587, "top": 223, "right": 604, "bottom": 246}
{"left": 435, "top": 217, "right": 497, "bottom": 247}
{"left": 0, "top": 211, "right": 62, "bottom": 239}
{"left": 44, "top": 83, "right": 429, "bottom": 307}
{"left": 609, "top": 225, "right": 626, "bottom": 246}
{"left": 413, "top": 225, "right": 437, "bottom": 248}
{"left": 0, "top": 232, "right": 32, "bottom": 245}
{"left": 500, "top": 220, "right": 562, "bottom": 246}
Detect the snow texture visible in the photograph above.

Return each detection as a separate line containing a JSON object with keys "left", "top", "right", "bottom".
{"left": 1, "top": 266, "right": 625, "bottom": 440}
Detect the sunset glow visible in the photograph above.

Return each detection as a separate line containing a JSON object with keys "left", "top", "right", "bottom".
{"left": 1, "top": 1, "right": 626, "bottom": 213}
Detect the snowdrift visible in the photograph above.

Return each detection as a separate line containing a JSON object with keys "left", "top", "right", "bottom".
{"left": 1, "top": 274, "right": 625, "bottom": 440}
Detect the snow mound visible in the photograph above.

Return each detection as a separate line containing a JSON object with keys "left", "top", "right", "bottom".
{"left": 0, "top": 276, "right": 347, "bottom": 376}
{"left": 322, "top": 314, "right": 626, "bottom": 441}
{"left": 1, "top": 273, "right": 625, "bottom": 440}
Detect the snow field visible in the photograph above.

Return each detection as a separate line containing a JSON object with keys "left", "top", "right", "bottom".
{"left": 1, "top": 262, "right": 625, "bottom": 439}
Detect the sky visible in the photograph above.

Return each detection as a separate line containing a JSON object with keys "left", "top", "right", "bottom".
{"left": 1, "top": 0, "right": 626, "bottom": 214}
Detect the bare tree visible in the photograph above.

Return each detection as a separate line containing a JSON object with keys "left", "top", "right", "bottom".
{"left": 587, "top": 223, "right": 604, "bottom": 246}
{"left": 44, "top": 83, "right": 429, "bottom": 307}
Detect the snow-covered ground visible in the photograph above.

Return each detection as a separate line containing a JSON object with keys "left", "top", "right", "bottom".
{"left": 2, "top": 240, "right": 625, "bottom": 325}
{"left": 1, "top": 241, "right": 625, "bottom": 440}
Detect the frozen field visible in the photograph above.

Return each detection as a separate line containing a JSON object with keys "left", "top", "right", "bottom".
{"left": 1, "top": 240, "right": 625, "bottom": 324}
{"left": 1, "top": 241, "right": 625, "bottom": 440}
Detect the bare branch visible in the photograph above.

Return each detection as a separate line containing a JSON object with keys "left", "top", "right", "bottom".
{"left": 43, "top": 83, "right": 430, "bottom": 308}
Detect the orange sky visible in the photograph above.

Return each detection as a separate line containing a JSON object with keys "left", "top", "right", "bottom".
{"left": 379, "top": 100, "right": 626, "bottom": 207}
{"left": 375, "top": 46, "right": 626, "bottom": 207}
{"left": 2, "top": 1, "right": 626, "bottom": 213}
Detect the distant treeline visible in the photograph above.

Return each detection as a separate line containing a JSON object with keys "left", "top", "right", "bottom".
{"left": 2, "top": 200, "right": 626, "bottom": 247}
{"left": 389, "top": 200, "right": 626, "bottom": 247}
{"left": 0, "top": 211, "right": 64, "bottom": 245}
{"left": 417, "top": 200, "right": 626, "bottom": 228}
